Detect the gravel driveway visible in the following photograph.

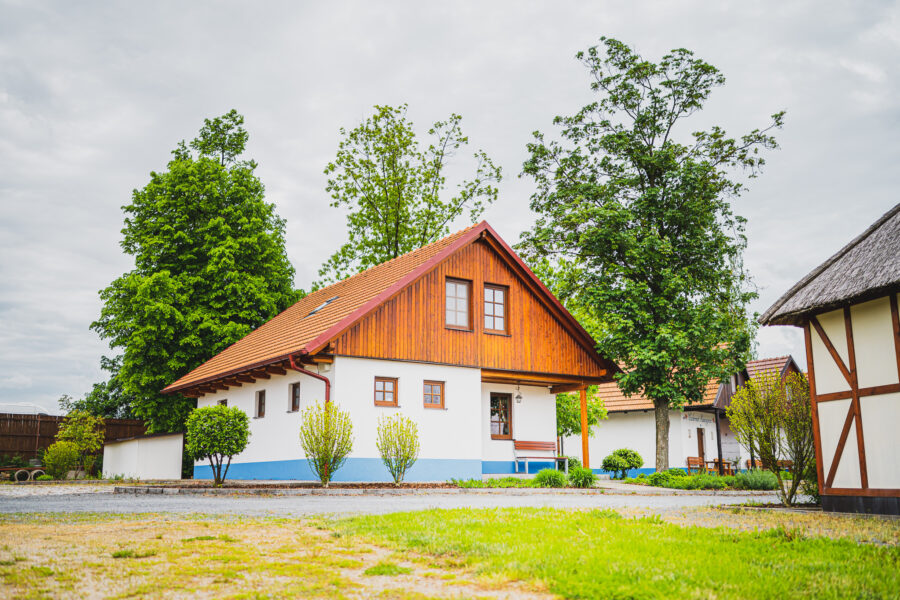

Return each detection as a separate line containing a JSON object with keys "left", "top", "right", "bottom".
{"left": 0, "top": 485, "right": 779, "bottom": 516}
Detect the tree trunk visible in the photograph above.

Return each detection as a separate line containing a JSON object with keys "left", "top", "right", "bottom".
{"left": 654, "top": 399, "right": 670, "bottom": 472}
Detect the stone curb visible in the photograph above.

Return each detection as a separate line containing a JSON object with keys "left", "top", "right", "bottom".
{"left": 115, "top": 486, "right": 611, "bottom": 496}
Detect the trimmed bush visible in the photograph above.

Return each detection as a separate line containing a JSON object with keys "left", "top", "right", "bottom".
{"left": 533, "top": 468, "right": 567, "bottom": 488}
{"left": 57, "top": 410, "right": 105, "bottom": 474}
{"left": 43, "top": 441, "right": 81, "bottom": 479}
{"left": 733, "top": 469, "right": 777, "bottom": 491}
{"left": 186, "top": 405, "right": 251, "bottom": 486}
{"left": 35, "top": 474, "right": 54, "bottom": 481}
{"left": 568, "top": 466, "right": 597, "bottom": 488}
{"left": 299, "top": 401, "right": 353, "bottom": 487}
{"left": 376, "top": 413, "right": 420, "bottom": 485}
{"left": 601, "top": 448, "right": 644, "bottom": 479}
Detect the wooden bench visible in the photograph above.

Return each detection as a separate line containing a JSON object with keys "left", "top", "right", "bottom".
{"left": 746, "top": 459, "right": 763, "bottom": 470}
{"left": 776, "top": 460, "right": 794, "bottom": 473}
{"left": 513, "top": 441, "right": 567, "bottom": 474}
{"left": 686, "top": 456, "right": 705, "bottom": 474}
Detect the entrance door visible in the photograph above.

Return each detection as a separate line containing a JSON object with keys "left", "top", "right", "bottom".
{"left": 697, "top": 428, "right": 706, "bottom": 460}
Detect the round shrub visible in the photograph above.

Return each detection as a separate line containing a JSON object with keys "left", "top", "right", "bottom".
{"left": 568, "top": 466, "right": 597, "bottom": 488}
{"left": 43, "top": 441, "right": 81, "bottom": 479}
{"left": 35, "top": 474, "right": 53, "bottom": 481}
{"left": 601, "top": 448, "right": 644, "bottom": 479}
{"left": 647, "top": 470, "right": 673, "bottom": 488}
{"left": 186, "top": 405, "right": 251, "bottom": 486}
{"left": 532, "top": 468, "right": 567, "bottom": 488}
{"left": 734, "top": 469, "right": 777, "bottom": 490}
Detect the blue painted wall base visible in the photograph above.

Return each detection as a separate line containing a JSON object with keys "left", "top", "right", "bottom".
{"left": 481, "top": 460, "right": 558, "bottom": 475}
{"left": 194, "top": 458, "right": 482, "bottom": 482}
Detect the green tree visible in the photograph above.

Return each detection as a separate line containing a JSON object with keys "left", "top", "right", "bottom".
{"left": 519, "top": 38, "right": 783, "bottom": 470}
{"left": 299, "top": 401, "right": 354, "bottom": 487}
{"left": 727, "top": 371, "right": 814, "bottom": 506}
{"left": 316, "top": 104, "right": 501, "bottom": 287}
{"left": 185, "top": 405, "right": 251, "bottom": 486}
{"left": 376, "top": 413, "right": 421, "bottom": 485}
{"left": 555, "top": 386, "right": 607, "bottom": 456}
{"left": 91, "top": 110, "right": 299, "bottom": 433}
{"left": 56, "top": 410, "right": 105, "bottom": 474}
{"left": 601, "top": 448, "right": 644, "bottom": 479}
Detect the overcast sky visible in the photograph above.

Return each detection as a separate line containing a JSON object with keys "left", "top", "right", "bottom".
{"left": 2, "top": 1, "right": 898, "bottom": 413}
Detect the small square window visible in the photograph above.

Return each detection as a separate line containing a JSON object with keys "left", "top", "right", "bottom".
{"left": 484, "top": 284, "right": 508, "bottom": 333}
{"left": 256, "top": 390, "right": 266, "bottom": 418}
{"left": 375, "top": 377, "right": 398, "bottom": 407}
{"left": 424, "top": 380, "right": 444, "bottom": 409}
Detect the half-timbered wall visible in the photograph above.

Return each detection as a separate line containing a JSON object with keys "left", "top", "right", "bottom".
{"left": 806, "top": 294, "right": 900, "bottom": 499}
{"left": 332, "top": 240, "right": 606, "bottom": 379}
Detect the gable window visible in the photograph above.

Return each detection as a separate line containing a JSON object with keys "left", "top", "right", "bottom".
{"left": 445, "top": 278, "right": 471, "bottom": 330}
{"left": 255, "top": 390, "right": 266, "bottom": 418}
{"left": 374, "top": 377, "right": 398, "bottom": 407}
{"left": 484, "top": 284, "right": 507, "bottom": 333}
{"left": 490, "top": 393, "right": 512, "bottom": 439}
{"left": 217, "top": 399, "right": 227, "bottom": 407}
{"left": 289, "top": 382, "right": 301, "bottom": 412}
{"left": 423, "top": 380, "right": 444, "bottom": 409}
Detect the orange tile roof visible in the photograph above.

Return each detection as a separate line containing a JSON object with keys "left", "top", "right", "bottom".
{"left": 164, "top": 221, "right": 614, "bottom": 394}
{"left": 598, "top": 378, "right": 722, "bottom": 412}
{"left": 165, "top": 223, "right": 482, "bottom": 392}
{"left": 745, "top": 356, "right": 797, "bottom": 379}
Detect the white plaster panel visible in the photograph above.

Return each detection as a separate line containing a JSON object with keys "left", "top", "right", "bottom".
{"left": 103, "top": 434, "right": 183, "bottom": 480}
{"left": 481, "top": 383, "right": 557, "bottom": 462}
{"left": 196, "top": 367, "right": 329, "bottom": 466}
{"left": 817, "top": 308, "right": 850, "bottom": 367}
{"left": 811, "top": 318, "right": 852, "bottom": 395}
{"left": 860, "top": 392, "right": 900, "bottom": 488}
{"left": 851, "top": 297, "right": 900, "bottom": 389}
{"left": 817, "top": 399, "right": 851, "bottom": 482}
{"left": 333, "top": 356, "right": 483, "bottom": 461}
{"left": 831, "top": 425, "right": 861, "bottom": 489}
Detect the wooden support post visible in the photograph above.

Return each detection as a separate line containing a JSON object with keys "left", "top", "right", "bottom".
{"left": 714, "top": 409, "right": 724, "bottom": 476}
{"left": 579, "top": 387, "right": 590, "bottom": 470}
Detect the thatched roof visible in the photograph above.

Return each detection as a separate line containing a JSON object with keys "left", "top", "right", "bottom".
{"left": 760, "top": 203, "right": 900, "bottom": 326}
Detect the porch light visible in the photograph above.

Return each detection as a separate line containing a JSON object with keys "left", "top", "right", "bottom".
{"left": 515, "top": 385, "right": 522, "bottom": 403}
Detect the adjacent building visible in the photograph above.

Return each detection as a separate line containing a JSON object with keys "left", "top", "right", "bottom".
{"left": 760, "top": 203, "right": 900, "bottom": 515}
{"left": 163, "top": 222, "right": 618, "bottom": 481}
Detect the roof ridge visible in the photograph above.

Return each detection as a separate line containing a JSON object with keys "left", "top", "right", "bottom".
{"left": 760, "top": 202, "right": 900, "bottom": 325}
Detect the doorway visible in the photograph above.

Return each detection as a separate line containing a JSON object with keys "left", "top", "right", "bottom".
{"left": 697, "top": 428, "right": 706, "bottom": 460}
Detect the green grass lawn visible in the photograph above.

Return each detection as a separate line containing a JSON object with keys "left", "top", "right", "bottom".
{"left": 337, "top": 507, "right": 900, "bottom": 599}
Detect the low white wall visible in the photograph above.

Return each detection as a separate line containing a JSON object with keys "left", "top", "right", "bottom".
{"left": 103, "top": 433, "right": 183, "bottom": 480}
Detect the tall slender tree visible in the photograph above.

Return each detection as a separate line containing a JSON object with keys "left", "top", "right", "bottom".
{"left": 92, "top": 110, "right": 299, "bottom": 432}
{"left": 315, "top": 104, "right": 501, "bottom": 287}
{"left": 519, "top": 38, "right": 783, "bottom": 470}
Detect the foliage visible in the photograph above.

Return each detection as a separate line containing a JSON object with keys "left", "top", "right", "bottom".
{"left": 801, "top": 459, "right": 820, "bottom": 504}
{"left": 0, "top": 454, "right": 27, "bottom": 468}
{"left": 564, "top": 456, "right": 582, "bottom": 471}
{"left": 518, "top": 38, "right": 784, "bottom": 470}
{"left": 555, "top": 387, "right": 607, "bottom": 441}
{"left": 315, "top": 104, "right": 501, "bottom": 287}
{"left": 733, "top": 469, "right": 778, "bottom": 491}
{"left": 568, "top": 466, "right": 598, "bottom": 488}
{"left": 56, "top": 410, "right": 105, "bottom": 473}
{"left": 58, "top": 356, "right": 136, "bottom": 419}
{"left": 727, "top": 371, "right": 814, "bottom": 506}
{"left": 91, "top": 110, "right": 299, "bottom": 433}
{"left": 185, "top": 405, "right": 250, "bottom": 486}
{"left": 532, "top": 468, "right": 567, "bottom": 488}
{"left": 299, "top": 401, "right": 354, "bottom": 487}
{"left": 601, "top": 448, "right": 643, "bottom": 479}
{"left": 35, "top": 474, "right": 54, "bottom": 481}
{"left": 339, "top": 508, "right": 898, "bottom": 599}
{"left": 375, "top": 414, "right": 421, "bottom": 485}
{"left": 451, "top": 477, "right": 535, "bottom": 489}
{"left": 43, "top": 441, "right": 81, "bottom": 479}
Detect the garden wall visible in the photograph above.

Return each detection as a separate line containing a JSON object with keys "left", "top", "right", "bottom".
{"left": 0, "top": 413, "right": 146, "bottom": 460}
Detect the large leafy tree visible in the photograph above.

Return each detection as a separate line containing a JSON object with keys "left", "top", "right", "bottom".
{"left": 92, "top": 110, "right": 299, "bottom": 432}
{"left": 58, "top": 356, "right": 135, "bottom": 419}
{"left": 519, "top": 38, "right": 783, "bottom": 470}
{"left": 315, "top": 104, "right": 501, "bottom": 287}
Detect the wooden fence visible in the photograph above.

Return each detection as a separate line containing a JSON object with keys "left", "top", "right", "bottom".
{"left": 0, "top": 414, "right": 147, "bottom": 460}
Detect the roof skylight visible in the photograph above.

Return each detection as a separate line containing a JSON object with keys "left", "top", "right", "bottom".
{"left": 307, "top": 296, "right": 338, "bottom": 317}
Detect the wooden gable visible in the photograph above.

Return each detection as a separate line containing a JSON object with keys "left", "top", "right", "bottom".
{"left": 331, "top": 237, "right": 609, "bottom": 382}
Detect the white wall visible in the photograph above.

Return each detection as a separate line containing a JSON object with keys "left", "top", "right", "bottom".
{"left": 564, "top": 409, "right": 731, "bottom": 471}
{"left": 334, "top": 356, "right": 483, "bottom": 461}
{"left": 481, "top": 383, "right": 557, "bottom": 463}
{"left": 103, "top": 433, "right": 183, "bottom": 480}
{"left": 196, "top": 366, "right": 328, "bottom": 465}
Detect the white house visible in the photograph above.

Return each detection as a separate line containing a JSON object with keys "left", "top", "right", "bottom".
{"left": 760, "top": 202, "right": 900, "bottom": 515}
{"left": 163, "top": 222, "right": 618, "bottom": 481}
{"left": 564, "top": 356, "right": 801, "bottom": 475}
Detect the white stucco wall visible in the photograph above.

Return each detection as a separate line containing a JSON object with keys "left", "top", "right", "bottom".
{"left": 103, "top": 433, "right": 183, "bottom": 480}
{"left": 564, "top": 409, "right": 738, "bottom": 471}
{"left": 481, "top": 382, "right": 558, "bottom": 467}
